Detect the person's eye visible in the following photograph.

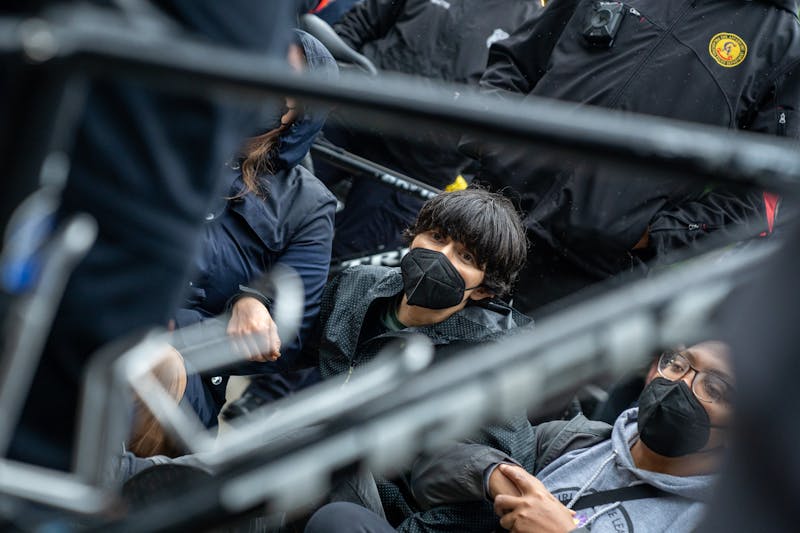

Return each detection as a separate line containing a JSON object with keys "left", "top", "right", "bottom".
{"left": 431, "top": 231, "right": 444, "bottom": 242}
{"left": 461, "top": 251, "right": 475, "bottom": 264}
{"left": 665, "top": 357, "right": 687, "bottom": 374}
{"left": 702, "top": 379, "right": 725, "bottom": 403}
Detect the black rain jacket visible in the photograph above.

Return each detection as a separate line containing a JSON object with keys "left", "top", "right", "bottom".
{"left": 333, "top": 0, "right": 541, "bottom": 188}
{"left": 466, "top": 0, "right": 800, "bottom": 300}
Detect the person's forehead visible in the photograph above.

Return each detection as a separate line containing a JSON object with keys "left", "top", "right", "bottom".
{"left": 683, "top": 341, "right": 734, "bottom": 380}
{"left": 434, "top": 231, "right": 477, "bottom": 253}
{"left": 414, "top": 231, "right": 484, "bottom": 266}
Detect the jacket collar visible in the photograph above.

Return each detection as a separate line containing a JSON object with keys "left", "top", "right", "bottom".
{"left": 330, "top": 267, "right": 528, "bottom": 358}
{"left": 361, "top": 269, "right": 527, "bottom": 344}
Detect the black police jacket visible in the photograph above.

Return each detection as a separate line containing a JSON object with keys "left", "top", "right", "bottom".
{"left": 467, "top": 0, "right": 800, "bottom": 298}
{"left": 333, "top": 0, "right": 541, "bottom": 188}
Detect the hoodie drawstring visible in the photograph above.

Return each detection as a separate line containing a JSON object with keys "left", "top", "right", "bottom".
{"left": 566, "top": 452, "right": 617, "bottom": 510}
{"left": 565, "top": 451, "right": 623, "bottom": 528}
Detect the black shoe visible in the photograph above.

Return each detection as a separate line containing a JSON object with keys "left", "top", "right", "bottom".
{"left": 221, "top": 391, "right": 271, "bottom": 421}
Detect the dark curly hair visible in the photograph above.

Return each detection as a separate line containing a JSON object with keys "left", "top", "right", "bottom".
{"left": 404, "top": 187, "right": 528, "bottom": 297}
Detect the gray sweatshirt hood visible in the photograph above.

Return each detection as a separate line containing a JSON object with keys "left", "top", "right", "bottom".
{"left": 536, "top": 408, "right": 717, "bottom": 532}
{"left": 611, "top": 408, "right": 716, "bottom": 502}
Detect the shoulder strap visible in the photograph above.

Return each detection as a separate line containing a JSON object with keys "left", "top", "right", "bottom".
{"left": 571, "top": 484, "right": 688, "bottom": 511}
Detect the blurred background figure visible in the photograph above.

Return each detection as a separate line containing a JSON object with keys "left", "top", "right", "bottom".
{"left": 701, "top": 222, "right": 800, "bottom": 532}
{"left": 2, "top": 0, "right": 325, "bottom": 470}
{"left": 309, "top": 0, "right": 363, "bottom": 25}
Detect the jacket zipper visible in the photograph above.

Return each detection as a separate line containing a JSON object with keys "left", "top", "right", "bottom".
{"left": 649, "top": 223, "right": 720, "bottom": 233}
{"left": 778, "top": 111, "right": 787, "bottom": 136}
{"left": 344, "top": 330, "right": 405, "bottom": 384}
{"left": 607, "top": 0, "right": 695, "bottom": 109}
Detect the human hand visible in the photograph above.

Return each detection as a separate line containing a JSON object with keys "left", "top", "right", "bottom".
{"left": 493, "top": 464, "right": 576, "bottom": 533}
{"left": 227, "top": 296, "right": 281, "bottom": 362}
{"left": 489, "top": 464, "right": 522, "bottom": 499}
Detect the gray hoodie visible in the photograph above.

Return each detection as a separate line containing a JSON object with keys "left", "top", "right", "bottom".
{"left": 535, "top": 408, "right": 714, "bottom": 532}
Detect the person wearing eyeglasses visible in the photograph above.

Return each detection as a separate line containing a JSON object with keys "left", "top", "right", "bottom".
{"left": 304, "top": 340, "right": 734, "bottom": 532}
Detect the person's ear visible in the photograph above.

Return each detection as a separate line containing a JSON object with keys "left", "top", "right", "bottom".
{"left": 469, "top": 286, "right": 494, "bottom": 301}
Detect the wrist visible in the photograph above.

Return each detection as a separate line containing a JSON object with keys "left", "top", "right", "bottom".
{"left": 227, "top": 285, "right": 273, "bottom": 312}
{"left": 484, "top": 463, "right": 502, "bottom": 501}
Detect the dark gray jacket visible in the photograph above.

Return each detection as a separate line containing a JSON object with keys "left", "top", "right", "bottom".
{"left": 407, "top": 409, "right": 718, "bottom": 532}
{"left": 373, "top": 414, "right": 609, "bottom": 532}
{"left": 410, "top": 414, "right": 612, "bottom": 510}
{"left": 312, "top": 265, "right": 537, "bottom": 531}
{"left": 317, "top": 265, "right": 531, "bottom": 378}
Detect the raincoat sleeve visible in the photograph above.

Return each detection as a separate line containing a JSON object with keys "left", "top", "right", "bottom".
{"left": 410, "top": 443, "right": 520, "bottom": 509}
{"left": 333, "top": 0, "right": 407, "bottom": 51}
{"left": 478, "top": 0, "right": 579, "bottom": 99}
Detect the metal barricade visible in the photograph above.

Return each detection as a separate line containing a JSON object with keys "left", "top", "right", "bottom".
{"left": 0, "top": 4, "right": 797, "bottom": 529}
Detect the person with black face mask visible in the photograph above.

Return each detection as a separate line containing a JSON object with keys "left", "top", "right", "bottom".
{"left": 312, "top": 187, "right": 530, "bottom": 380}
{"left": 126, "top": 30, "right": 339, "bottom": 457}
{"left": 309, "top": 340, "right": 734, "bottom": 533}
{"left": 279, "top": 188, "right": 530, "bottom": 531}
{"left": 635, "top": 347, "right": 731, "bottom": 459}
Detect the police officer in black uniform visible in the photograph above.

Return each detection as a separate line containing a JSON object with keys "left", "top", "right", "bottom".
{"left": 465, "top": 0, "right": 800, "bottom": 313}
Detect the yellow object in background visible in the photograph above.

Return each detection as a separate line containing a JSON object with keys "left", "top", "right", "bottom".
{"left": 445, "top": 175, "right": 468, "bottom": 192}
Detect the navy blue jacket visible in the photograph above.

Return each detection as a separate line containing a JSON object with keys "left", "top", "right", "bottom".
{"left": 173, "top": 27, "right": 338, "bottom": 378}
{"left": 175, "top": 166, "right": 336, "bottom": 377}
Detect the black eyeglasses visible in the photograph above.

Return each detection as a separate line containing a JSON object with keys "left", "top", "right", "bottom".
{"left": 657, "top": 351, "right": 734, "bottom": 404}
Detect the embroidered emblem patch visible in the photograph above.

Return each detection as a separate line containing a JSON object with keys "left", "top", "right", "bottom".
{"left": 709, "top": 33, "right": 747, "bottom": 68}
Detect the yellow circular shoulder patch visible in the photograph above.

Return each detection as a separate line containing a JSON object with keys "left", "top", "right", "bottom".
{"left": 709, "top": 32, "right": 747, "bottom": 68}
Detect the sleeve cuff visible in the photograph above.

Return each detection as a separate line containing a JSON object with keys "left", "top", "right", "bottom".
{"left": 226, "top": 284, "right": 274, "bottom": 312}
{"left": 483, "top": 461, "right": 517, "bottom": 502}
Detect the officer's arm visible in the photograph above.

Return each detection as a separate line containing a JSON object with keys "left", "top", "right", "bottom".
{"left": 480, "top": 0, "right": 580, "bottom": 98}
{"left": 463, "top": 0, "right": 580, "bottom": 186}
{"left": 746, "top": 61, "right": 800, "bottom": 139}
{"left": 646, "top": 188, "right": 769, "bottom": 259}
{"left": 333, "top": 0, "right": 406, "bottom": 51}
{"left": 644, "top": 59, "right": 800, "bottom": 251}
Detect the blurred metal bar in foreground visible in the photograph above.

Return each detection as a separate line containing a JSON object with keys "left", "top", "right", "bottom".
{"left": 0, "top": 7, "right": 799, "bottom": 194}
{"left": 0, "top": 214, "right": 97, "bottom": 454}
{"left": 0, "top": 4, "right": 795, "bottom": 527}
